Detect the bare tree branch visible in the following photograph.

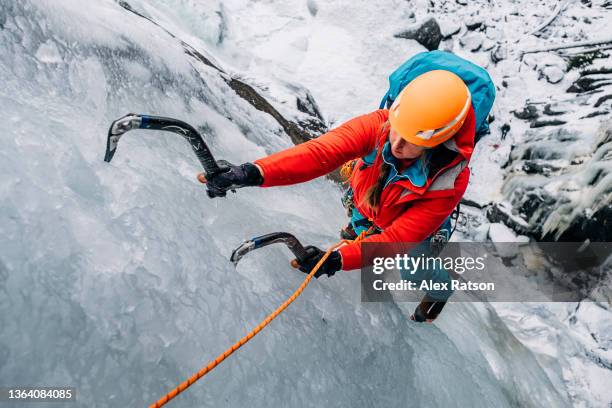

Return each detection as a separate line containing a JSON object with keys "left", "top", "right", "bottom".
{"left": 521, "top": 38, "right": 612, "bottom": 55}
{"left": 558, "top": 45, "right": 612, "bottom": 56}
{"left": 528, "top": 0, "right": 572, "bottom": 36}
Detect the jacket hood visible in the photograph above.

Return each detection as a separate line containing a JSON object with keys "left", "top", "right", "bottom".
{"left": 441, "top": 105, "right": 476, "bottom": 161}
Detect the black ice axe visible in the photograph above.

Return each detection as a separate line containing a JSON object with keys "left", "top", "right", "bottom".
{"left": 230, "top": 232, "right": 311, "bottom": 268}
{"left": 104, "top": 113, "right": 230, "bottom": 197}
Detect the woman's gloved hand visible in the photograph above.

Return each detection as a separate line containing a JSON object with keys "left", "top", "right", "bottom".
{"left": 410, "top": 294, "right": 446, "bottom": 323}
{"left": 197, "top": 162, "right": 263, "bottom": 198}
{"left": 292, "top": 246, "right": 342, "bottom": 278}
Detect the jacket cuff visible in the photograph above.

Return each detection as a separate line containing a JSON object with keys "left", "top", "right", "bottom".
{"left": 253, "top": 159, "right": 272, "bottom": 187}
{"left": 253, "top": 158, "right": 291, "bottom": 187}
{"left": 338, "top": 243, "right": 361, "bottom": 271}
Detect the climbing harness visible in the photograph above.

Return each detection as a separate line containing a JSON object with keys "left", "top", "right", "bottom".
{"left": 149, "top": 230, "right": 371, "bottom": 408}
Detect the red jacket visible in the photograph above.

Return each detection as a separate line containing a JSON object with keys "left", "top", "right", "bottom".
{"left": 254, "top": 108, "right": 476, "bottom": 270}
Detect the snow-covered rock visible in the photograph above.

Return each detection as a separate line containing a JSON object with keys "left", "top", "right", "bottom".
{"left": 439, "top": 19, "right": 461, "bottom": 39}
{"left": 488, "top": 223, "right": 521, "bottom": 258}
{"left": 460, "top": 32, "right": 483, "bottom": 51}
{"left": 489, "top": 222, "right": 519, "bottom": 242}
{"left": 542, "top": 66, "right": 565, "bottom": 84}
{"left": 465, "top": 16, "right": 484, "bottom": 31}
{"left": 395, "top": 17, "right": 443, "bottom": 51}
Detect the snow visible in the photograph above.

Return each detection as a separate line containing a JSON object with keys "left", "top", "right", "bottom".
{"left": 542, "top": 66, "right": 565, "bottom": 83}
{"left": 35, "top": 40, "right": 63, "bottom": 64}
{"left": 488, "top": 223, "right": 525, "bottom": 258}
{"left": 460, "top": 33, "right": 484, "bottom": 52}
{"left": 0, "top": 0, "right": 611, "bottom": 407}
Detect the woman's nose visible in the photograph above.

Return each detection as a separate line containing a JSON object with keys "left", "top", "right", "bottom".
{"left": 392, "top": 137, "right": 405, "bottom": 150}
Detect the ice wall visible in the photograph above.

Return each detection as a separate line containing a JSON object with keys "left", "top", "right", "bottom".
{"left": 0, "top": 1, "right": 570, "bottom": 407}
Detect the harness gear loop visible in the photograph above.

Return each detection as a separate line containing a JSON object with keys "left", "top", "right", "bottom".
{"left": 149, "top": 231, "right": 372, "bottom": 408}
{"left": 339, "top": 159, "right": 357, "bottom": 183}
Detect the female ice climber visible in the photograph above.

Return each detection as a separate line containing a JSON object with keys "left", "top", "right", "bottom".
{"left": 199, "top": 70, "right": 475, "bottom": 323}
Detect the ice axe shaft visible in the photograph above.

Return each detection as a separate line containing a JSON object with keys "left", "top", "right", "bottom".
{"left": 104, "top": 113, "right": 223, "bottom": 176}
{"left": 230, "top": 232, "right": 309, "bottom": 266}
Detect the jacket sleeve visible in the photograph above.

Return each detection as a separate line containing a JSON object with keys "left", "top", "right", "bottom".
{"left": 254, "top": 110, "right": 387, "bottom": 187}
{"left": 337, "top": 168, "right": 469, "bottom": 271}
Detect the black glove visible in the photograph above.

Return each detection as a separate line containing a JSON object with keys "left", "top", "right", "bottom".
{"left": 293, "top": 246, "right": 342, "bottom": 278}
{"left": 410, "top": 294, "right": 446, "bottom": 323}
{"left": 204, "top": 161, "right": 263, "bottom": 198}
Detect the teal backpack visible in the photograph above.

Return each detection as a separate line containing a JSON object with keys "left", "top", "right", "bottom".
{"left": 380, "top": 51, "right": 496, "bottom": 140}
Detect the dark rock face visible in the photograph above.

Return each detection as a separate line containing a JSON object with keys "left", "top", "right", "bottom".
{"left": 594, "top": 94, "right": 612, "bottom": 108}
{"left": 544, "top": 205, "right": 612, "bottom": 242}
{"left": 465, "top": 18, "right": 483, "bottom": 31}
{"left": 567, "top": 76, "right": 612, "bottom": 93}
{"left": 530, "top": 119, "right": 567, "bottom": 128}
{"left": 486, "top": 193, "right": 610, "bottom": 243}
{"left": 513, "top": 104, "right": 539, "bottom": 120}
{"left": 501, "top": 54, "right": 612, "bottom": 243}
{"left": 395, "top": 18, "right": 442, "bottom": 51}
{"left": 596, "top": 125, "right": 612, "bottom": 147}
{"left": 567, "top": 68, "right": 612, "bottom": 93}
{"left": 543, "top": 104, "right": 567, "bottom": 116}
{"left": 521, "top": 160, "right": 563, "bottom": 175}
{"left": 582, "top": 110, "right": 610, "bottom": 119}
{"left": 512, "top": 64, "right": 611, "bottom": 129}
{"left": 533, "top": 241, "right": 610, "bottom": 302}
{"left": 119, "top": 0, "right": 328, "bottom": 149}
{"left": 485, "top": 203, "right": 531, "bottom": 236}
{"left": 490, "top": 44, "right": 507, "bottom": 63}
{"left": 567, "top": 50, "right": 610, "bottom": 70}
{"left": 294, "top": 89, "right": 328, "bottom": 136}
{"left": 501, "top": 123, "right": 511, "bottom": 139}
{"left": 296, "top": 91, "right": 324, "bottom": 121}
{"left": 227, "top": 78, "right": 323, "bottom": 145}
{"left": 494, "top": 123, "right": 612, "bottom": 242}
{"left": 297, "top": 118, "right": 328, "bottom": 136}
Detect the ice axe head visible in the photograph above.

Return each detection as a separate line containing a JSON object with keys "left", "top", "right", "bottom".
{"left": 104, "top": 114, "right": 142, "bottom": 163}
{"left": 229, "top": 232, "right": 309, "bottom": 267}
{"left": 230, "top": 240, "right": 256, "bottom": 266}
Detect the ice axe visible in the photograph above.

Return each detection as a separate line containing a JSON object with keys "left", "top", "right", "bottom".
{"left": 104, "top": 113, "right": 231, "bottom": 197}
{"left": 230, "top": 232, "right": 310, "bottom": 268}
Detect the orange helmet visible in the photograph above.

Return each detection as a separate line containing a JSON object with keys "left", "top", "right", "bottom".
{"left": 388, "top": 70, "right": 471, "bottom": 148}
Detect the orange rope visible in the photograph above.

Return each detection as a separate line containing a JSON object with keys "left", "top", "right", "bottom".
{"left": 149, "top": 234, "right": 369, "bottom": 408}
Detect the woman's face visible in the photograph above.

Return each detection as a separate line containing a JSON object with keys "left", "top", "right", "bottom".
{"left": 389, "top": 129, "right": 427, "bottom": 159}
